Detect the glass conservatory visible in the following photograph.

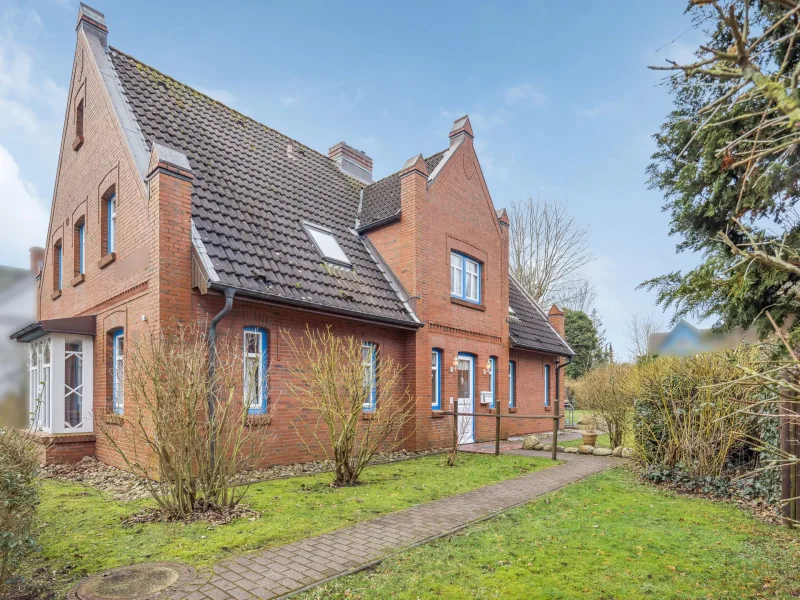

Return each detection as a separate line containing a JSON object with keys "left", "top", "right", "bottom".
{"left": 12, "top": 317, "right": 95, "bottom": 434}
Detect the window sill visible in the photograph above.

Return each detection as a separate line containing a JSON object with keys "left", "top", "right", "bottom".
{"left": 72, "top": 135, "right": 84, "bottom": 151}
{"left": 246, "top": 413, "right": 271, "bottom": 427}
{"left": 71, "top": 273, "right": 85, "bottom": 287}
{"left": 98, "top": 252, "right": 116, "bottom": 269}
{"left": 544, "top": 406, "right": 552, "bottom": 412}
{"left": 362, "top": 410, "right": 376, "bottom": 420}
{"left": 508, "top": 407, "right": 518, "bottom": 413}
{"left": 431, "top": 409, "right": 444, "bottom": 419}
{"left": 50, "top": 290, "right": 62, "bottom": 300}
{"left": 104, "top": 412, "right": 124, "bottom": 426}
{"left": 450, "top": 297, "right": 486, "bottom": 311}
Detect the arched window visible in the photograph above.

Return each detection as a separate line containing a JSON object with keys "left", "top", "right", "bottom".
{"left": 431, "top": 349, "right": 442, "bottom": 409}
{"left": 111, "top": 329, "right": 124, "bottom": 414}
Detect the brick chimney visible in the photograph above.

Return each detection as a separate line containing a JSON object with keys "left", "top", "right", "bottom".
{"left": 549, "top": 304, "right": 565, "bottom": 338}
{"left": 328, "top": 142, "right": 373, "bottom": 183}
{"left": 77, "top": 3, "right": 108, "bottom": 47}
{"left": 29, "top": 247, "right": 45, "bottom": 276}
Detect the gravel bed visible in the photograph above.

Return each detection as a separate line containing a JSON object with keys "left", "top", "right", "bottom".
{"left": 42, "top": 448, "right": 445, "bottom": 502}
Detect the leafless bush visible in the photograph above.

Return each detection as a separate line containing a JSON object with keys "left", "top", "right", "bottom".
{"left": 96, "top": 326, "right": 273, "bottom": 518}
{"left": 282, "top": 326, "right": 414, "bottom": 486}
{"left": 445, "top": 411, "right": 475, "bottom": 467}
{"left": 572, "top": 363, "right": 636, "bottom": 448}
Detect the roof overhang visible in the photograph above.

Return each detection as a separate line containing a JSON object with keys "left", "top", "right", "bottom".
{"left": 10, "top": 316, "right": 96, "bottom": 343}
{"left": 509, "top": 336, "right": 575, "bottom": 358}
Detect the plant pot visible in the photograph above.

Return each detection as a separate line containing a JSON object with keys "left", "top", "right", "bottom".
{"left": 581, "top": 432, "right": 598, "bottom": 446}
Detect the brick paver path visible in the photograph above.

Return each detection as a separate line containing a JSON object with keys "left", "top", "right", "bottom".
{"left": 164, "top": 454, "right": 617, "bottom": 599}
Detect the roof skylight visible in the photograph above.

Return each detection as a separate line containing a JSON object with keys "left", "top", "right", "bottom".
{"left": 304, "top": 222, "right": 351, "bottom": 265}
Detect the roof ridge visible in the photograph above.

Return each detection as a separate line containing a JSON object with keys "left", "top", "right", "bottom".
{"left": 108, "top": 46, "right": 351, "bottom": 173}
{"left": 366, "top": 149, "right": 447, "bottom": 188}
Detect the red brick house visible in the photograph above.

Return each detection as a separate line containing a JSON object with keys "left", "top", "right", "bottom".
{"left": 11, "top": 4, "right": 573, "bottom": 466}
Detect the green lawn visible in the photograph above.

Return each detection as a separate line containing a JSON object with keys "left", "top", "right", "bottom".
{"left": 301, "top": 468, "right": 800, "bottom": 600}
{"left": 31, "top": 453, "right": 554, "bottom": 595}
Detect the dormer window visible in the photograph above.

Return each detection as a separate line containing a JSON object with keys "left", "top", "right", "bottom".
{"left": 303, "top": 222, "right": 350, "bottom": 265}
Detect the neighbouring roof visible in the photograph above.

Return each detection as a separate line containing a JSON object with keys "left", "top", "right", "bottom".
{"left": 10, "top": 316, "right": 96, "bottom": 343}
{"left": 109, "top": 49, "right": 420, "bottom": 326}
{"left": 358, "top": 152, "right": 446, "bottom": 230}
{"left": 508, "top": 276, "right": 573, "bottom": 356}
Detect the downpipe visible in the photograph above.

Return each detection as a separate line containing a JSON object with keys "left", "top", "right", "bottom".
{"left": 208, "top": 287, "right": 235, "bottom": 470}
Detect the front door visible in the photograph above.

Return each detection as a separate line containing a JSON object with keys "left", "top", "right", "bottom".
{"left": 457, "top": 354, "right": 474, "bottom": 444}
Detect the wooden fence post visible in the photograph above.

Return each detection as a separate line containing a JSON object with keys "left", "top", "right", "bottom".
{"left": 551, "top": 398, "right": 559, "bottom": 461}
{"left": 453, "top": 398, "right": 459, "bottom": 454}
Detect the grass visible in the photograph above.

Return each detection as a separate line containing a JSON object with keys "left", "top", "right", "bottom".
{"left": 301, "top": 468, "right": 800, "bottom": 600}
{"left": 30, "top": 452, "right": 554, "bottom": 595}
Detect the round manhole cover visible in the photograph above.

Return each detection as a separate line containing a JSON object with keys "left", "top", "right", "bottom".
{"left": 69, "top": 562, "right": 196, "bottom": 600}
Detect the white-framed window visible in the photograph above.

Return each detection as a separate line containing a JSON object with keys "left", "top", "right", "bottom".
{"left": 431, "top": 349, "right": 442, "bottom": 409}
{"left": 29, "top": 338, "right": 51, "bottom": 430}
{"left": 77, "top": 222, "right": 85, "bottom": 275}
{"left": 450, "top": 252, "right": 481, "bottom": 303}
{"left": 509, "top": 360, "right": 517, "bottom": 409}
{"left": 64, "top": 340, "right": 84, "bottom": 428}
{"left": 55, "top": 243, "right": 63, "bottom": 291}
{"left": 544, "top": 364, "right": 551, "bottom": 407}
{"left": 489, "top": 356, "right": 497, "bottom": 408}
{"left": 362, "top": 342, "right": 377, "bottom": 411}
{"left": 107, "top": 193, "right": 117, "bottom": 254}
{"left": 112, "top": 330, "right": 124, "bottom": 414}
{"left": 243, "top": 327, "right": 267, "bottom": 414}
{"left": 303, "top": 222, "right": 350, "bottom": 265}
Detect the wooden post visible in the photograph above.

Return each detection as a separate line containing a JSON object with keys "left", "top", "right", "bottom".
{"left": 495, "top": 399, "right": 501, "bottom": 456}
{"left": 453, "top": 398, "right": 459, "bottom": 453}
{"left": 551, "top": 409, "right": 559, "bottom": 461}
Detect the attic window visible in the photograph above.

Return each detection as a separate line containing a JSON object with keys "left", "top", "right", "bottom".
{"left": 303, "top": 222, "right": 350, "bottom": 265}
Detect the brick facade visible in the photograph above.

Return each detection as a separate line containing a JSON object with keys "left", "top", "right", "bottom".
{"left": 27, "top": 12, "right": 569, "bottom": 466}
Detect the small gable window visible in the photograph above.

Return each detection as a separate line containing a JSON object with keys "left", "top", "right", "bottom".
{"left": 107, "top": 193, "right": 117, "bottom": 253}
{"left": 73, "top": 98, "right": 84, "bottom": 150}
{"left": 303, "top": 222, "right": 350, "bottom": 265}
{"left": 74, "top": 219, "right": 85, "bottom": 277}
{"left": 54, "top": 240, "right": 63, "bottom": 292}
{"left": 450, "top": 251, "right": 481, "bottom": 303}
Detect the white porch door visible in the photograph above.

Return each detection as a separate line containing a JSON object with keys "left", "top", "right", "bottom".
{"left": 457, "top": 354, "right": 474, "bottom": 444}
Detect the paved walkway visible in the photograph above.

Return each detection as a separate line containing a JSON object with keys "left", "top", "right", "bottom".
{"left": 163, "top": 453, "right": 617, "bottom": 600}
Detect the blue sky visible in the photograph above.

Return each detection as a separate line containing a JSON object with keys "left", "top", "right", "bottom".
{"left": 0, "top": 0, "right": 705, "bottom": 358}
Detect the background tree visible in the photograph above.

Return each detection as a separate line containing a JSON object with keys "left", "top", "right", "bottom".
{"left": 564, "top": 309, "right": 604, "bottom": 379}
{"left": 552, "top": 279, "right": 599, "bottom": 313}
{"left": 625, "top": 312, "right": 664, "bottom": 361}
{"left": 509, "top": 196, "right": 594, "bottom": 306}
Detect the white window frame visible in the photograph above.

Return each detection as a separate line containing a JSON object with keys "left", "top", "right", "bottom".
{"left": 303, "top": 221, "right": 351, "bottom": 265}
{"left": 450, "top": 252, "right": 481, "bottom": 303}
{"left": 77, "top": 222, "right": 85, "bottom": 275}
{"left": 362, "top": 342, "right": 377, "bottom": 411}
{"left": 112, "top": 330, "right": 124, "bottom": 414}
{"left": 243, "top": 327, "right": 267, "bottom": 414}
{"left": 27, "top": 334, "right": 93, "bottom": 434}
{"left": 431, "top": 349, "right": 442, "bottom": 409}
{"left": 107, "top": 194, "right": 117, "bottom": 254}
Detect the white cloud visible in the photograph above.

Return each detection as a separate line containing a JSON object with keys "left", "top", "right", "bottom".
{"left": 0, "top": 144, "right": 49, "bottom": 262}
{"left": 195, "top": 86, "right": 237, "bottom": 107}
{"left": 504, "top": 83, "right": 548, "bottom": 107}
{"left": 279, "top": 94, "right": 301, "bottom": 107}
{"left": 577, "top": 102, "right": 619, "bottom": 118}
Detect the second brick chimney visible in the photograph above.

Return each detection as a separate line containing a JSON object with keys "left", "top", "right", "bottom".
{"left": 328, "top": 142, "right": 373, "bottom": 183}
{"left": 548, "top": 304, "right": 565, "bottom": 338}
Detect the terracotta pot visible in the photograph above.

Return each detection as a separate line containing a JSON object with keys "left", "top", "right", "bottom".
{"left": 581, "top": 432, "right": 598, "bottom": 446}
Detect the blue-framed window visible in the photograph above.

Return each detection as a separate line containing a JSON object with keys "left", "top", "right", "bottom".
{"left": 362, "top": 342, "right": 378, "bottom": 411}
{"left": 76, "top": 221, "right": 85, "bottom": 275}
{"left": 112, "top": 330, "right": 124, "bottom": 414}
{"left": 489, "top": 356, "right": 497, "bottom": 408}
{"left": 509, "top": 360, "right": 517, "bottom": 409}
{"left": 243, "top": 327, "right": 268, "bottom": 414}
{"left": 450, "top": 251, "right": 481, "bottom": 303}
{"left": 107, "top": 193, "right": 116, "bottom": 254}
{"left": 544, "top": 364, "right": 551, "bottom": 407}
{"left": 55, "top": 243, "right": 63, "bottom": 290}
{"left": 431, "top": 349, "right": 442, "bottom": 409}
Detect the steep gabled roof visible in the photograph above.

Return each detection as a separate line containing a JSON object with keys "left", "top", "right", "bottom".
{"left": 508, "top": 274, "right": 574, "bottom": 356}
{"left": 358, "top": 151, "right": 446, "bottom": 230}
{"left": 109, "top": 49, "right": 420, "bottom": 326}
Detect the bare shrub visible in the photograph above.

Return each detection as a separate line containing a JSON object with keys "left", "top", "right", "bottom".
{"left": 445, "top": 411, "right": 475, "bottom": 467}
{"left": 572, "top": 363, "right": 635, "bottom": 448}
{"left": 0, "top": 428, "right": 40, "bottom": 593}
{"left": 96, "top": 326, "right": 272, "bottom": 518}
{"left": 633, "top": 350, "right": 762, "bottom": 478}
{"left": 282, "top": 326, "right": 414, "bottom": 486}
